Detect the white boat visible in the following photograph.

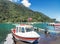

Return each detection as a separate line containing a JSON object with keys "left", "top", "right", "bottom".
{"left": 48, "top": 23, "right": 60, "bottom": 33}
{"left": 11, "top": 24, "right": 40, "bottom": 43}
{"left": 48, "top": 23, "right": 60, "bottom": 26}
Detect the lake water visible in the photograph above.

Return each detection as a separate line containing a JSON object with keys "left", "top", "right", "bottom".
{"left": 0, "top": 23, "right": 59, "bottom": 44}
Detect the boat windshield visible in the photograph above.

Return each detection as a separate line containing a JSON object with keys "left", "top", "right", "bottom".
{"left": 26, "top": 27, "right": 34, "bottom": 32}
{"left": 21, "top": 27, "right": 25, "bottom": 33}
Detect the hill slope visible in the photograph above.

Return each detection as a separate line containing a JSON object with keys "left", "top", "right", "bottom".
{"left": 0, "top": 0, "right": 54, "bottom": 23}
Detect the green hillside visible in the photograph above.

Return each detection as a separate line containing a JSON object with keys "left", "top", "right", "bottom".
{"left": 0, "top": 0, "right": 54, "bottom": 23}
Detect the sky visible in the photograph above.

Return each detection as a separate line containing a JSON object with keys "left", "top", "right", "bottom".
{"left": 9, "top": 0, "right": 60, "bottom": 21}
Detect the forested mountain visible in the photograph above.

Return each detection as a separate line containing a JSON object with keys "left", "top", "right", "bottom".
{"left": 0, "top": 0, "right": 54, "bottom": 23}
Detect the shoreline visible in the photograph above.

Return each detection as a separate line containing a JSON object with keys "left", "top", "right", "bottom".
{"left": 3, "top": 33, "right": 60, "bottom": 44}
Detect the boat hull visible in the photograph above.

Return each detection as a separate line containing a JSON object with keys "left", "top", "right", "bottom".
{"left": 12, "top": 33, "right": 39, "bottom": 43}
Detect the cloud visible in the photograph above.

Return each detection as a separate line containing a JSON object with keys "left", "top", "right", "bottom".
{"left": 9, "top": 0, "right": 31, "bottom": 7}
{"left": 9, "top": 0, "right": 20, "bottom": 2}
{"left": 21, "top": 0, "right": 31, "bottom": 7}
{"left": 9, "top": 0, "right": 12, "bottom": 2}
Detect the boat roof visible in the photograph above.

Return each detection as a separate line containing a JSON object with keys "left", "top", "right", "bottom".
{"left": 16, "top": 24, "right": 33, "bottom": 28}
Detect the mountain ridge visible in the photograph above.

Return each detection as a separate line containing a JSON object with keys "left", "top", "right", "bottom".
{"left": 0, "top": 0, "right": 54, "bottom": 23}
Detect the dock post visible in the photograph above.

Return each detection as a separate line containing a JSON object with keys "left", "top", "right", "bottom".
{"left": 12, "top": 36, "right": 16, "bottom": 44}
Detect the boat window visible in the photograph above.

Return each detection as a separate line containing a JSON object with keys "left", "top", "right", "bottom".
{"left": 26, "top": 27, "right": 33, "bottom": 32}
{"left": 19, "top": 27, "right": 21, "bottom": 32}
{"left": 16, "top": 27, "right": 18, "bottom": 32}
{"left": 21, "top": 27, "right": 25, "bottom": 33}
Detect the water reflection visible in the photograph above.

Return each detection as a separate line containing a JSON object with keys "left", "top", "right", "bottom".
{"left": 38, "top": 33, "right": 60, "bottom": 44}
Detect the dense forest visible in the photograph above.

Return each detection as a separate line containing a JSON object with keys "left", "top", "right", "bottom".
{"left": 0, "top": 0, "right": 55, "bottom": 23}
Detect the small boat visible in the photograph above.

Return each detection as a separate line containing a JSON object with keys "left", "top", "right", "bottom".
{"left": 48, "top": 23, "right": 60, "bottom": 26}
{"left": 48, "top": 23, "right": 60, "bottom": 33}
{"left": 53, "top": 23, "right": 60, "bottom": 26}
{"left": 11, "top": 24, "right": 40, "bottom": 43}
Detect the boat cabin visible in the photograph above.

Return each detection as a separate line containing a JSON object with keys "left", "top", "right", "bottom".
{"left": 14, "top": 24, "right": 34, "bottom": 33}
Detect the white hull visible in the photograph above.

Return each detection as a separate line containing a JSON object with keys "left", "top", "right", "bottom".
{"left": 14, "top": 36, "right": 35, "bottom": 43}
{"left": 12, "top": 33, "right": 39, "bottom": 43}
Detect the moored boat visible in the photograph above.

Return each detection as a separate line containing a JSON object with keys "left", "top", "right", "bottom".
{"left": 48, "top": 23, "right": 60, "bottom": 33}
{"left": 11, "top": 24, "right": 40, "bottom": 43}
{"left": 48, "top": 23, "right": 60, "bottom": 26}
